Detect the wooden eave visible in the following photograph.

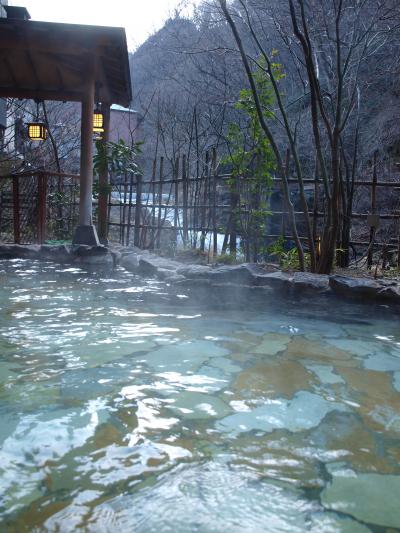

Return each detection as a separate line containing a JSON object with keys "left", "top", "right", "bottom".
{"left": 0, "top": 18, "right": 132, "bottom": 106}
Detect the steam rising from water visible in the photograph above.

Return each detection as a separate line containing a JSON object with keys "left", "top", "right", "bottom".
{"left": 0, "top": 259, "right": 400, "bottom": 530}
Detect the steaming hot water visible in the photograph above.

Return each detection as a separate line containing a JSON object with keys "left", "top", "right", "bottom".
{"left": 1, "top": 259, "right": 400, "bottom": 531}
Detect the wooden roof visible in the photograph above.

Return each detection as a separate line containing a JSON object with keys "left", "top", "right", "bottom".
{"left": 0, "top": 18, "right": 132, "bottom": 106}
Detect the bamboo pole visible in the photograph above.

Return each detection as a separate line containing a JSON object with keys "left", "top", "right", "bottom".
{"left": 156, "top": 156, "right": 164, "bottom": 249}
{"left": 182, "top": 154, "right": 189, "bottom": 247}
{"left": 134, "top": 173, "right": 142, "bottom": 248}
{"left": 150, "top": 158, "right": 157, "bottom": 249}
{"left": 12, "top": 176, "right": 20, "bottom": 244}
{"left": 367, "top": 152, "right": 378, "bottom": 268}
{"left": 212, "top": 148, "right": 218, "bottom": 257}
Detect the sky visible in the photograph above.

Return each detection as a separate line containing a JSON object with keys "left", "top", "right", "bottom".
{"left": 8, "top": 0, "right": 198, "bottom": 50}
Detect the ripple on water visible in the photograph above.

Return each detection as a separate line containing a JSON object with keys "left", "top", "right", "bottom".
{"left": 60, "top": 463, "right": 318, "bottom": 533}
{"left": 1, "top": 259, "right": 400, "bottom": 531}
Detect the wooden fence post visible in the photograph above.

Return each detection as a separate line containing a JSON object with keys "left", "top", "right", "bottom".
{"left": 121, "top": 171, "right": 129, "bottom": 246}
{"left": 156, "top": 156, "right": 164, "bottom": 249}
{"left": 212, "top": 148, "right": 218, "bottom": 257}
{"left": 37, "top": 172, "right": 47, "bottom": 244}
{"left": 367, "top": 152, "right": 378, "bottom": 267}
{"left": 150, "top": 158, "right": 157, "bottom": 249}
{"left": 200, "top": 150, "right": 209, "bottom": 252}
{"left": 230, "top": 178, "right": 238, "bottom": 256}
{"left": 174, "top": 156, "right": 179, "bottom": 231}
{"left": 126, "top": 173, "right": 134, "bottom": 246}
{"left": 12, "top": 176, "right": 20, "bottom": 244}
{"left": 134, "top": 173, "right": 142, "bottom": 248}
{"left": 182, "top": 154, "right": 189, "bottom": 247}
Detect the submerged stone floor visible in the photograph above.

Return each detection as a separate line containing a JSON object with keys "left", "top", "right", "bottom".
{"left": 0, "top": 258, "right": 400, "bottom": 530}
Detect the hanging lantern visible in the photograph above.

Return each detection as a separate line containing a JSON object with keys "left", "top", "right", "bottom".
{"left": 93, "top": 106, "right": 104, "bottom": 133}
{"left": 316, "top": 235, "right": 321, "bottom": 257}
{"left": 27, "top": 122, "right": 47, "bottom": 141}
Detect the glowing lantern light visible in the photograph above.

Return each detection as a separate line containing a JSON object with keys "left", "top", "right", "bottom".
{"left": 93, "top": 106, "right": 104, "bottom": 133}
{"left": 27, "top": 122, "right": 47, "bottom": 141}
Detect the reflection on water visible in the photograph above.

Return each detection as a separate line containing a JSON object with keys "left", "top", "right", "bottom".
{"left": 1, "top": 259, "right": 400, "bottom": 531}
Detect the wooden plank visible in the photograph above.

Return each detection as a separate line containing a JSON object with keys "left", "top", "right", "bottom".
{"left": 0, "top": 87, "right": 85, "bottom": 102}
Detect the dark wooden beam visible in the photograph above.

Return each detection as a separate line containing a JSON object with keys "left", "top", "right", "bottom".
{"left": 0, "top": 27, "right": 98, "bottom": 56}
{"left": 26, "top": 50, "right": 41, "bottom": 90}
{"left": 0, "top": 87, "right": 84, "bottom": 102}
{"left": 2, "top": 57, "right": 18, "bottom": 86}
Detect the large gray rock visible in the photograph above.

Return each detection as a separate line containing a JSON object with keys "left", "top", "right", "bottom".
{"left": 292, "top": 271, "right": 330, "bottom": 293}
{"left": 0, "top": 244, "right": 41, "bottom": 259}
{"left": 177, "top": 264, "right": 260, "bottom": 285}
{"left": 210, "top": 264, "right": 256, "bottom": 284}
{"left": 110, "top": 249, "right": 122, "bottom": 267}
{"left": 71, "top": 244, "right": 108, "bottom": 257}
{"left": 156, "top": 267, "right": 177, "bottom": 280}
{"left": 163, "top": 273, "right": 186, "bottom": 284}
{"left": 329, "top": 275, "right": 400, "bottom": 304}
{"left": 377, "top": 283, "right": 400, "bottom": 303}
{"left": 74, "top": 252, "right": 114, "bottom": 268}
{"left": 251, "top": 270, "right": 293, "bottom": 289}
{"left": 121, "top": 252, "right": 140, "bottom": 272}
{"left": 138, "top": 255, "right": 181, "bottom": 276}
{"left": 40, "top": 244, "right": 71, "bottom": 263}
{"left": 176, "top": 264, "right": 213, "bottom": 279}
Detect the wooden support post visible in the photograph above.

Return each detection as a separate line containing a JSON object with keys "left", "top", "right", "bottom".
{"left": 37, "top": 172, "right": 47, "bottom": 244}
{"left": 12, "top": 176, "right": 20, "bottom": 244}
{"left": 73, "top": 68, "right": 100, "bottom": 246}
{"left": 97, "top": 102, "right": 111, "bottom": 245}
{"left": 182, "top": 154, "right": 189, "bottom": 247}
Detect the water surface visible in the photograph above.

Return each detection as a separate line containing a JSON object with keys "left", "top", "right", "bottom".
{"left": 0, "top": 259, "right": 400, "bottom": 532}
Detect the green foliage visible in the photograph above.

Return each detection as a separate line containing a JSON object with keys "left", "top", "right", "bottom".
{"left": 268, "top": 237, "right": 310, "bottom": 271}
{"left": 223, "top": 58, "right": 279, "bottom": 184}
{"left": 382, "top": 266, "right": 400, "bottom": 279}
{"left": 214, "top": 252, "right": 239, "bottom": 265}
{"left": 267, "top": 236, "right": 286, "bottom": 258}
{"left": 93, "top": 139, "right": 143, "bottom": 177}
{"left": 221, "top": 58, "right": 282, "bottom": 261}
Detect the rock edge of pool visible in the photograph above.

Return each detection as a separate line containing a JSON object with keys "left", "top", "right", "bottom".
{"left": 1, "top": 243, "right": 399, "bottom": 308}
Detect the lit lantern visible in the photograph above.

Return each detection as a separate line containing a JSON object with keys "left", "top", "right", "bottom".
{"left": 93, "top": 106, "right": 104, "bottom": 133}
{"left": 27, "top": 122, "right": 47, "bottom": 141}
{"left": 316, "top": 236, "right": 321, "bottom": 257}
